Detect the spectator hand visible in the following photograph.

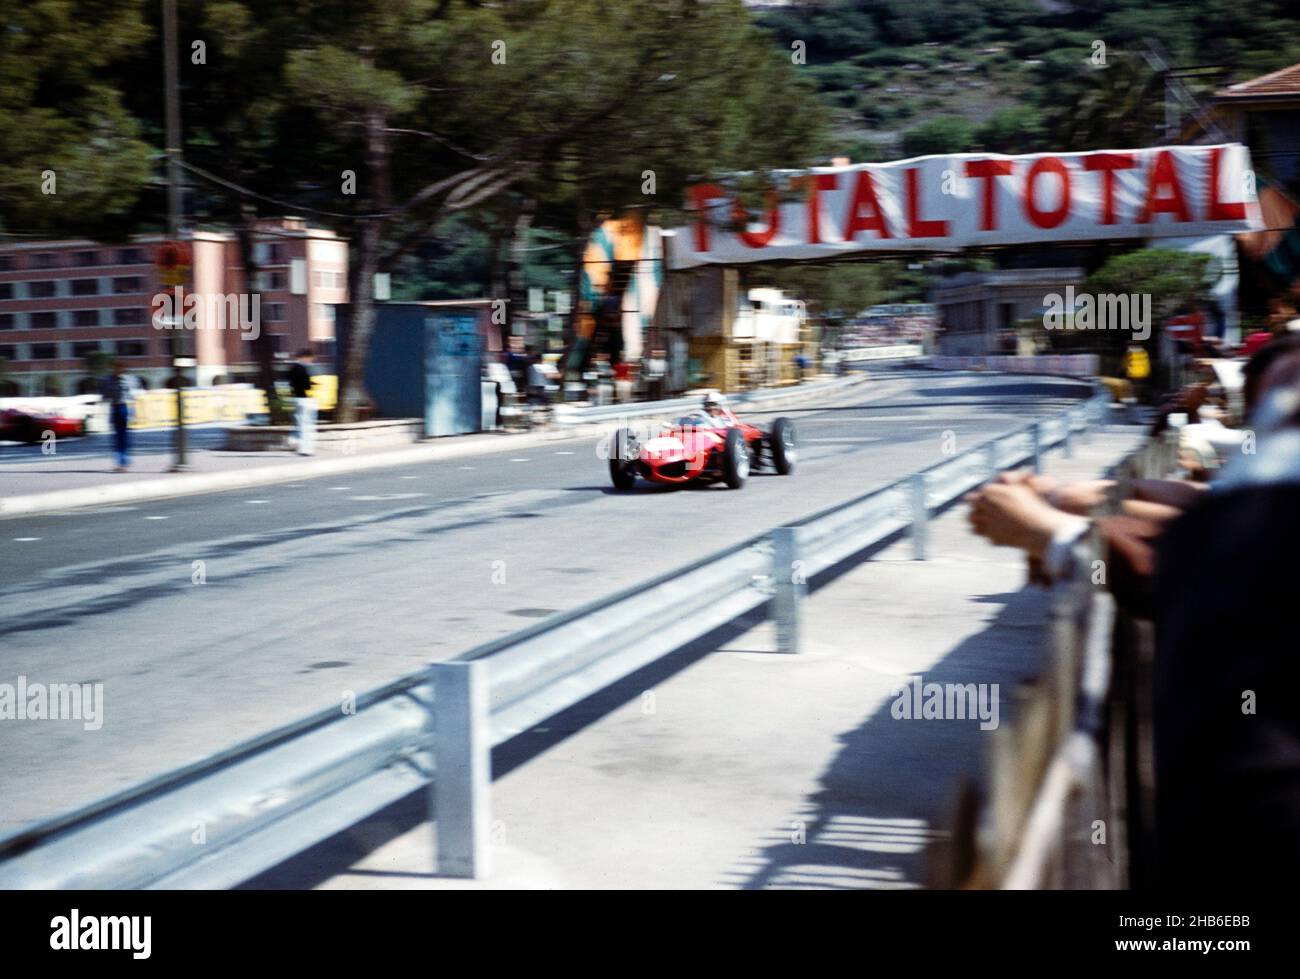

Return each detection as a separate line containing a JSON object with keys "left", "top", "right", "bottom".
{"left": 966, "top": 481, "right": 1082, "bottom": 559}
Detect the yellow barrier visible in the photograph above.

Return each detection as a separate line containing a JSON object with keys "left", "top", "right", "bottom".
{"left": 129, "top": 375, "right": 338, "bottom": 430}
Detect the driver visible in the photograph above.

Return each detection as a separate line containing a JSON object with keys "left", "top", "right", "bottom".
{"left": 703, "top": 394, "right": 727, "bottom": 419}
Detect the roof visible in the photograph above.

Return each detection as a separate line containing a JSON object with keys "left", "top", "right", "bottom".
{"left": 1217, "top": 61, "right": 1300, "bottom": 101}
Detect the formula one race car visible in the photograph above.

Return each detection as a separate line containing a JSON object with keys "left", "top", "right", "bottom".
{"left": 607, "top": 394, "right": 796, "bottom": 491}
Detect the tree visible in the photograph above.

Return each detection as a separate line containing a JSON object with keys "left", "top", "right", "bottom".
{"left": 274, "top": 0, "right": 825, "bottom": 419}
{"left": 974, "top": 106, "right": 1047, "bottom": 154}
{"left": 0, "top": 1, "right": 154, "bottom": 237}
{"left": 1047, "top": 247, "right": 1212, "bottom": 375}
{"left": 902, "top": 116, "right": 975, "bottom": 157}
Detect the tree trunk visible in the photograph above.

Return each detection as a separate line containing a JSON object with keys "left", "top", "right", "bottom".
{"left": 336, "top": 106, "right": 390, "bottom": 423}
{"left": 236, "top": 204, "right": 285, "bottom": 424}
{"left": 507, "top": 199, "right": 535, "bottom": 337}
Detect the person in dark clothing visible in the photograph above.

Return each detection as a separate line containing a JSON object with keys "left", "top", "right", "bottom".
{"left": 286, "top": 348, "right": 316, "bottom": 455}
{"left": 99, "top": 360, "right": 140, "bottom": 471}
{"left": 1152, "top": 460, "right": 1300, "bottom": 887}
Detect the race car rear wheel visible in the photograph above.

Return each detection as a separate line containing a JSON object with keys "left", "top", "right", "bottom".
{"left": 609, "top": 428, "right": 639, "bottom": 490}
{"left": 769, "top": 417, "right": 796, "bottom": 475}
{"left": 722, "top": 427, "right": 749, "bottom": 489}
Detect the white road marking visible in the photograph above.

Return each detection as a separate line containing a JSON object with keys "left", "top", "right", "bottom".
{"left": 246, "top": 499, "right": 270, "bottom": 505}
{"left": 510, "top": 458, "right": 530, "bottom": 462}
{"left": 327, "top": 486, "right": 351, "bottom": 491}
{"left": 349, "top": 493, "right": 427, "bottom": 501}
{"left": 399, "top": 475, "right": 419, "bottom": 480}
{"left": 458, "top": 466, "right": 476, "bottom": 470}
{"left": 554, "top": 451, "right": 574, "bottom": 455}
{"left": 144, "top": 515, "right": 168, "bottom": 520}
{"left": 12, "top": 537, "right": 40, "bottom": 542}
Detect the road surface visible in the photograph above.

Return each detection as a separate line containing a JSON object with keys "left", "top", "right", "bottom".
{"left": 0, "top": 366, "right": 1090, "bottom": 830}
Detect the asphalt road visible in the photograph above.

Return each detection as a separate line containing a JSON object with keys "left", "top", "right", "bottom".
{"left": 0, "top": 366, "right": 1091, "bottom": 830}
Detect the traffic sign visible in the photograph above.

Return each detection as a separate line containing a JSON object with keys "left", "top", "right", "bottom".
{"left": 155, "top": 240, "right": 191, "bottom": 287}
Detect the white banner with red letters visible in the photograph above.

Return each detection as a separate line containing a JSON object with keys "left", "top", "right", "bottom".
{"left": 668, "top": 144, "right": 1260, "bottom": 268}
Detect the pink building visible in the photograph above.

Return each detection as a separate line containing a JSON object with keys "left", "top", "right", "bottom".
{"left": 0, "top": 217, "right": 347, "bottom": 395}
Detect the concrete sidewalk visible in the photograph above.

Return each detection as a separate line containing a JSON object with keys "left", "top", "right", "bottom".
{"left": 279, "top": 424, "right": 1146, "bottom": 890}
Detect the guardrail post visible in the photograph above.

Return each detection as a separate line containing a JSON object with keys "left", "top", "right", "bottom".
{"left": 985, "top": 442, "right": 1000, "bottom": 482}
{"left": 1030, "top": 423, "right": 1042, "bottom": 474}
{"left": 430, "top": 660, "right": 491, "bottom": 879}
{"left": 772, "top": 527, "right": 804, "bottom": 653}
{"left": 909, "top": 473, "right": 928, "bottom": 561}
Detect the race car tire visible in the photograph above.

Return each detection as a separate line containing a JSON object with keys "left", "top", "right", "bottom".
{"left": 769, "top": 417, "right": 796, "bottom": 475}
{"left": 609, "top": 427, "right": 639, "bottom": 490}
{"left": 722, "top": 427, "right": 749, "bottom": 489}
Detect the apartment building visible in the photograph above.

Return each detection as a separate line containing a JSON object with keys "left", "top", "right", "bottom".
{"left": 0, "top": 217, "right": 347, "bottom": 394}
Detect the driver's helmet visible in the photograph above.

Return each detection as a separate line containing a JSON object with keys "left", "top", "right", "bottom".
{"left": 702, "top": 391, "right": 727, "bottom": 417}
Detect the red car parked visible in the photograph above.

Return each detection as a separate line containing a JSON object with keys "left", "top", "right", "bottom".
{"left": 607, "top": 395, "right": 796, "bottom": 490}
{"left": 0, "top": 405, "right": 88, "bottom": 443}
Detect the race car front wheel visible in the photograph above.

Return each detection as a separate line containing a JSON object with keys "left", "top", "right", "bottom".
{"left": 769, "top": 417, "right": 796, "bottom": 475}
{"left": 722, "top": 427, "right": 749, "bottom": 489}
{"left": 609, "top": 428, "right": 639, "bottom": 490}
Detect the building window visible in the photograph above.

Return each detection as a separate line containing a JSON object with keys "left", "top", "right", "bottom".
{"left": 73, "top": 310, "right": 100, "bottom": 327}
{"left": 268, "top": 243, "right": 287, "bottom": 264}
{"left": 28, "top": 281, "right": 56, "bottom": 299}
{"left": 73, "top": 250, "right": 100, "bottom": 267}
{"left": 118, "top": 247, "right": 146, "bottom": 265}
{"left": 112, "top": 276, "right": 143, "bottom": 294}
{"left": 0, "top": 314, "right": 14, "bottom": 331}
{"left": 30, "top": 343, "right": 60, "bottom": 360}
{"left": 0, "top": 283, "right": 12, "bottom": 300}
{"left": 30, "top": 311, "right": 59, "bottom": 330}
{"left": 71, "top": 278, "right": 100, "bottom": 296}
{"left": 73, "top": 342, "right": 102, "bottom": 358}
{"left": 0, "top": 256, "right": 15, "bottom": 272}
{"left": 117, "top": 340, "right": 148, "bottom": 357}
{"left": 0, "top": 344, "right": 16, "bottom": 360}
{"left": 30, "top": 253, "right": 57, "bottom": 270}
{"left": 112, "top": 307, "right": 146, "bottom": 326}
{"left": 315, "top": 303, "right": 335, "bottom": 324}
{"left": 264, "top": 303, "right": 285, "bottom": 322}
{"left": 269, "top": 271, "right": 286, "bottom": 290}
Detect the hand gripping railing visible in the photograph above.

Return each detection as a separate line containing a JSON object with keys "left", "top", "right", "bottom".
{"left": 0, "top": 386, "right": 1112, "bottom": 887}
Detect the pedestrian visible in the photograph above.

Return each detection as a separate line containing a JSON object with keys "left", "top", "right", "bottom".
{"left": 646, "top": 347, "right": 668, "bottom": 401}
{"left": 99, "top": 359, "right": 140, "bottom": 472}
{"left": 287, "top": 347, "right": 317, "bottom": 456}
{"left": 613, "top": 355, "right": 634, "bottom": 404}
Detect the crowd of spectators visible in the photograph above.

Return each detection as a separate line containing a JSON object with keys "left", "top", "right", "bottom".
{"left": 965, "top": 333, "right": 1300, "bottom": 887}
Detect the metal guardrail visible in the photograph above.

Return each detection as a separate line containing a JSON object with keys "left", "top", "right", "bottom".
{"left": 838, "top": 343, "right": 924, "bottom": 363}
{"left": 955, "top": 430, "right": 1177, "bottom": 889}
{"left": 0, "top": 387, "right": 1113, "bottom": 888}
{"left": 550, "top": 370, "right": 882, "bottom": 427}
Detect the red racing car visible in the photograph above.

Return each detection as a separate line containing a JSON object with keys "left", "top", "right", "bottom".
{"left": 607, "top": 395, "right": 796, "bottom": 490}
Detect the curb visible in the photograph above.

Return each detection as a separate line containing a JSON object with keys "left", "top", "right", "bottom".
{"left": 1, "top": 373, "right": 882, "bottom": 519}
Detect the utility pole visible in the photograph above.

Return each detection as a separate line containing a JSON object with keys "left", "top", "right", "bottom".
{"left": 162, "top": 0, "right": 189, "bottom": 469}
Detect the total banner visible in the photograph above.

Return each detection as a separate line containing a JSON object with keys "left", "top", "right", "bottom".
{"left": 668, "top": 143, "right": 1261, "bottom": 268}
